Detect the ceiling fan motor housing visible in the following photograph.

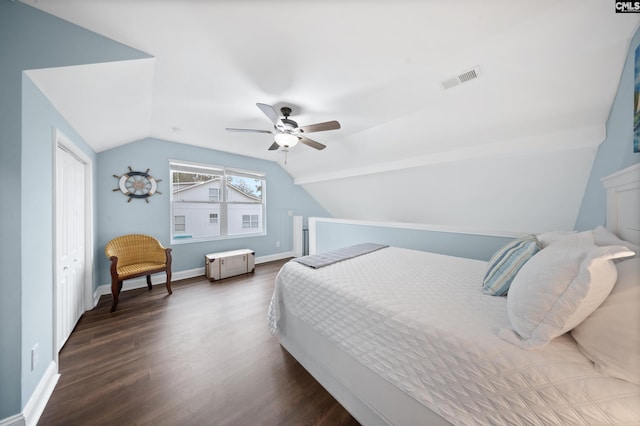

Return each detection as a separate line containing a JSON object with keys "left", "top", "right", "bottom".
{"left": 277, "top": 107, "right": 298, "bottom": 132}
{"left": 280, "top": 106, "right": 292, "bottom": 117}
{"left": 279, "top": 118, "right": 298, "bottom": 132}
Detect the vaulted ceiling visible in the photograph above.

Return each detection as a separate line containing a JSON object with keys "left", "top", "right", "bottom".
{"left": 21, "top": 0, "right": 639, "bottom": 231}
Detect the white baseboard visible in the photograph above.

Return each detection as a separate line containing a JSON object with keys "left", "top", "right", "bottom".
{"left": 256, "top": 251, "right": 295, "bottom": 264}
{"left": 93, "top": 251, "right": 295, "bottom": 304}
{"left": 22, "top": 361, "right": 59, "bottom": 426}
{"left": 0, "top": 414, "right": 25, "bottom": 426}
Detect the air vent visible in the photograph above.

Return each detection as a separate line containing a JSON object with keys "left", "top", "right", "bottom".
{"left": 440, "top": 66, "right": 480, "bottom": 90}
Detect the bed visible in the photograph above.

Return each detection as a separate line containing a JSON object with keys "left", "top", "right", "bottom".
{"left": 267, "top": 164, "right": 640, "bottom": 425}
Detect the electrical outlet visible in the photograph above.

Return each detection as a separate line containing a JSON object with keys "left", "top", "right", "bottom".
{"left": 31, "top": 343, "right": 39, "bottom": 371}
{"left": 276, "top": 241, "right": 280, "bottom": 248}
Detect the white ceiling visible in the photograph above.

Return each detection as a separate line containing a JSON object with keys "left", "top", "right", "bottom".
{"left": 22, "top": 0, "right": 639, "bottom": 186}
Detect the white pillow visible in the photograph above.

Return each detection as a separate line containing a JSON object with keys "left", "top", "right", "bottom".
{"left": 537, "top": 227, "right": 639, "bottom": 253}
{"left": 571, "top": 257, "right": 640, "bottom": 384}
{"left": 592, "top": 225, "right": 639, "bottom": 256}
{"left": 499, "top": 232, "right": 634, "bottom": 349}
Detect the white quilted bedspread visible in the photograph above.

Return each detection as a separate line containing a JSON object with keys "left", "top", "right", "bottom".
{"left": 268, "top": 247, "right": 640, "bottom": 426}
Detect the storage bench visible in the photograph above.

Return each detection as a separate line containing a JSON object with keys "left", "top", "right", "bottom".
{"left": 205, "top": 249, "right": 255, "bottom": 281}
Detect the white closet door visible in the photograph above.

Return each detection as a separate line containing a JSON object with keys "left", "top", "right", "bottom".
{"left": 56, "top": 146, "right": 86, "bottom": 351}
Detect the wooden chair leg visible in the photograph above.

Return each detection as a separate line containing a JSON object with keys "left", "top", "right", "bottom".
{"left": 110, "top": 278, "right": 120, "bottom": 313}
{"left": 146, "top": 275, "right": 153, "bottom": 291}
{"left": 166, "top": 269, "right": 173, "bottom": 295}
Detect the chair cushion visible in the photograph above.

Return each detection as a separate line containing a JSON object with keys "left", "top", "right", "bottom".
{"left": 117, "top": 262, "right": 167, "bottom": 278}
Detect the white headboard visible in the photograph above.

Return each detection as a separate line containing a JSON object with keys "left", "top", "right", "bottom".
{"left": 601, "top": 163, "right": 640, "bottom": 245}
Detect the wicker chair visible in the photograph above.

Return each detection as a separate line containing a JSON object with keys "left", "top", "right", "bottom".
{"left": 105, "top": 234, "right": 172, "bottom": 312}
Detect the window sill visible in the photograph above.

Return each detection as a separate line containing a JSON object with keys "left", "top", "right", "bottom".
{"left": 171, "top": 231, "right": 266, "bottom": 245}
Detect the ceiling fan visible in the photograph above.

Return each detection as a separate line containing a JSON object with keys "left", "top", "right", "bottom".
{"left": 226, "top": 103, "right": 340, "bottom": 151}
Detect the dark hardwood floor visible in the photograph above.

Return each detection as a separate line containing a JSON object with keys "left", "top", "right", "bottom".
{"left": 39, "top": 259, "right": 360, "bottom": 426}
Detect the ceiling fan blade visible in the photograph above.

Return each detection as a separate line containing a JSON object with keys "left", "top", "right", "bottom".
{"left": 268, "top": 141, "right": 280, "bottom": 151}
{"left": 298, "top": 120, "right": 340, "bottom": 134}
{"left": 299, "top": 136, "right": 326, "bottom": 150}
{"left": 256, "top": 103, "right": 280, "bottom": 125}
{"left": 225, "top": 128, "right": 273, "bottom": 134}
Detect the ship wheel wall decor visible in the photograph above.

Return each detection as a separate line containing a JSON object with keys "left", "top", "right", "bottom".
{"left": 113, "top": 167, "right": 162, "bottom": 203}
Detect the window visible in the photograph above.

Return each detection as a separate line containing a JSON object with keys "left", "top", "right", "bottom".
{"left": 170, "top": 160, "right": 266, "bottom": 242}
{"left": 174, "top": 215, "right": 186, "bottom": 232}
{"left": 242, "top": 214, "right": 259, "bottom": 229}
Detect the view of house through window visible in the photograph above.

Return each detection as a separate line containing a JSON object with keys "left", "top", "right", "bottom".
{"left": 170, "top": 160, "right": 266, "bottom": 242}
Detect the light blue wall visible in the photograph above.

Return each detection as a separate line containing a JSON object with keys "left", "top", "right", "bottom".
{"left": 314, "top": 221, "right": 514, "bottom": 261}
{"left": 20, "top": 76, "right": 99, "bottom": 407}
{"left": 0, "top": 1, "right": 149, "bottom": 419}
{"left": 575, "top": 28, "right": 640, "bottom": 230}
{"left": 96, "top": 138, "right": 330, "bottom": 287}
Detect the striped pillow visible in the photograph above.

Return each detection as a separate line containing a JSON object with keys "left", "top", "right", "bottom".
{"left": 483, "top": 235, "right": 541, "bottom": 296}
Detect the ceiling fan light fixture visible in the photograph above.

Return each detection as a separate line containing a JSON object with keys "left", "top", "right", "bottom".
{"left": 274, "top": 133, "right": 298, "bottom": 148}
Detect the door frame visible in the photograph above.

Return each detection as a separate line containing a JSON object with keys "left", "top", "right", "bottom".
{"left": 52, "top": 128, "right": 94, "bottom": 358}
